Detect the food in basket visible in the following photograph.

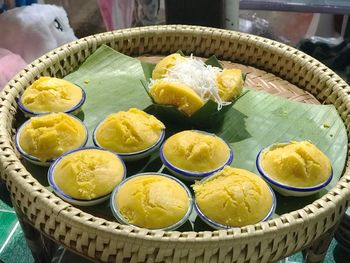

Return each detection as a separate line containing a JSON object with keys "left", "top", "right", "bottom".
{"left": 49, "top": 148, "right": 126, "bottom": 202}
{"left": 111, "top": 173, "right": 192, "bottom": 230}
{"left": 217, "top": 69, "right": 244, "bottom": 101}
{"left": 149, "top": 80, "right": 205, "bottom": 116}
{"left": 16, "top": 113, "right": 87, "bottom": 164}
{"left": 160, "top": 130, "right": 233, "bottom": 181}
{"left": 93, "top": 108, "right": 165, "bottom": 161}
{"left": 193, "top": 166, "right": 275, "bottom": 228}
{"left": 258, "top": 141, "right": 332, "bottom": 187}
{"left": 147, "top": 53, "right": 244, "bottom": 117}
{"left": 19, "top": 77, "right": 85, "bottom": 116}
{"left": 257, "top": 141, "right": 333, "bottom": 196}
{"left": 152, "top": 53, "right": 186, "bottom": 79}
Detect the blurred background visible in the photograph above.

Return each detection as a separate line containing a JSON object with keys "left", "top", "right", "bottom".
{"left": 41, "top": 0, "right": 350, "bottom": 83}
{"left": 40, "top": 0, "right": 348, "bottom": 45}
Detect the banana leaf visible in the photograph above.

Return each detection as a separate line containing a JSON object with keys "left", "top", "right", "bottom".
{"left": 17, "top": 45, "right": 348, "bottom": 229}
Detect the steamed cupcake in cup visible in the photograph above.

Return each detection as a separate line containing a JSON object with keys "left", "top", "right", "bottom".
{"left": 93, "top": 108, "right": 165, "bottom": 161}
{"left": 48, "top": 147, "right": 126, "bottom": 206}
{"left": 110, "top": 173, "right": 192, "bottom": 230}
{"left": 16, "top": 112, "right": 88, "bottom": 166}
{"left": 18, "top": 77, "right": 85, "bottom": 116}
{"left": 193, "top": 166, "right": 276, "bottom": 229}
{"left": 256, "top": 141, "right": 333, "bottom": 196}
{"left": 160, "top": 130, "right": 233, "bottom": 181}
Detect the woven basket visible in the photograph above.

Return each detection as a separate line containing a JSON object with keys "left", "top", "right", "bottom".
{"left": 1, "top": 25, "right": 350, "bottom": 263}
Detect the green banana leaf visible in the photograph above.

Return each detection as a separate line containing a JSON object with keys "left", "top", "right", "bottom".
{"left": 18, "top": 45, "right": 348, "bottom": 230}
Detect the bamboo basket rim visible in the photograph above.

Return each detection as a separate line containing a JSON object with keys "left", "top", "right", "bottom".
{"left": 0, "top": 25, "right": 350, "bottom": 250}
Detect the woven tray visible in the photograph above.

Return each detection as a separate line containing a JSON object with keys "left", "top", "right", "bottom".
{"left": 1, "top": 25, "right": 350, "bottom": 262}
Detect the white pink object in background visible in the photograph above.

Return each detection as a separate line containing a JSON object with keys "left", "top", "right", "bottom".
{"left": 0, "top": 4, "right": 77, "bottom": 90}
{"left": 97, "top": 0, "right": 160, "bottom": 30}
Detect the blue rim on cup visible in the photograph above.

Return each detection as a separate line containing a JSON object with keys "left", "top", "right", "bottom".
{"left": 256, "top": 142, "right": 333, "bottom": 197}
{"left": 93, "top": 122, "right": 165, "bottom": 162}
{"left": 18, "top": 86, "right": 86, "bottom": 117}
{"left": 160, "top": 130, "right": 233, "bottom": 181}
{"left": 15, "top": 113, "right": 88, "bottom": 167}
{"left": 48, "top": 146, "right": 127, "bottom": 206}
{"left": 110, "top": 172, "right": 193, "bottom": 231}
{"left": 194, "top": 174, "right": 276, "bottom": 230}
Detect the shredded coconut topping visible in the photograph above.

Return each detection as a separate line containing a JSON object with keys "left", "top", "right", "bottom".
{"left": 150, "top": 55, "right": 231, "bottom": 110}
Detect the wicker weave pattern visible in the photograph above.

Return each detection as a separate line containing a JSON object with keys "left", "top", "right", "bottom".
{"left": 1, "top": 25, "right": 350, "bottom": 262}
